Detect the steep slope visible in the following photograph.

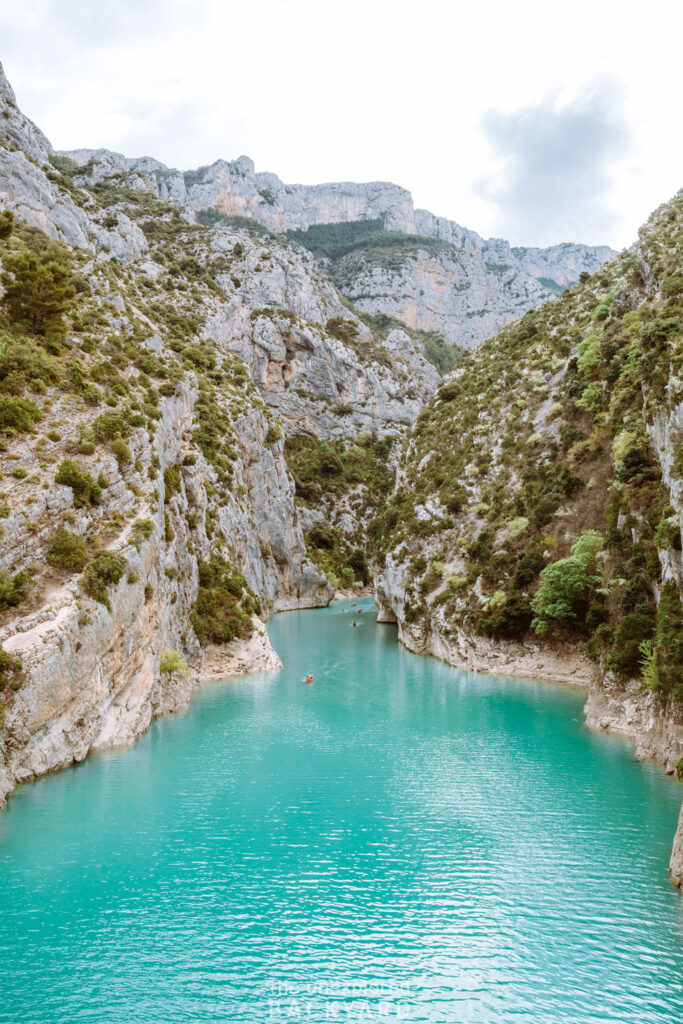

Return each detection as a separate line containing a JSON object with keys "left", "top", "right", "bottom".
{"left": 58, "top": 149, "right": 614, "bottom": 354}
{"left": 375, "top": 190, "right": 683, "bottom": 883}
{"left": 0, "top": 63, "right": 431, "bottom": 806}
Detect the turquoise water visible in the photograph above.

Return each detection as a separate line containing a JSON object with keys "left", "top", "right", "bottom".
{"left": 1, "top": 600, "right": 683, "bottom": 1023}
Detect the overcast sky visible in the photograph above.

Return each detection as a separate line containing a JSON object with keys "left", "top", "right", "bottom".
{"left": 1, "top": 0, "right": 681, "bottom": 249}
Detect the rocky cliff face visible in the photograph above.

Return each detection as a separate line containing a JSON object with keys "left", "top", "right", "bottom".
{"left": 58, "top": 149, "right": 614, "bottom": 353}
{"left": 0, "top": 62, "right": 433, "bottom": 806}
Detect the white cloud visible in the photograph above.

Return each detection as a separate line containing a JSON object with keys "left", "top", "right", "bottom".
{"left": 1, "top": 0, "right": 681, "bottom": 248}
{"left": 476, "top": 85, "right": 630, "bottom": 247}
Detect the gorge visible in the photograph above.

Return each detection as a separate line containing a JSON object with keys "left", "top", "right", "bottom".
{"left": 1, "top": 50, "right": 683, "bottom": 921}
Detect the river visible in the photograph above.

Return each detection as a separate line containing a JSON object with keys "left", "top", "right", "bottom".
{"left": 1, "top": 599, "right": 683, "bottom": 1022}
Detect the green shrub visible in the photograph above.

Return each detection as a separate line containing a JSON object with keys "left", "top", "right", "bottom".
{"left": 605, "top": 612, "right": 654, "bottom": 677}
{"left": 477, "top": 591, "right": 533, "bottom": 639}
{"left": 654, "top": 511, "right": 682, "bottom": 551}
{"left": 130, "top": 519, "right": 154, "bottom": 550}
{"left": 163, "top": 465, "right": 182, "bottom": 502}
{"left": 111, "top": 436, "right": 131, "bottom": 467}
{"left": 47, "top": 528, "right": 87, "bottom": 571}
{"left": 0, "top": 209, "right": 14, "bottom": 240}
{"left": 10, "top": 466, "right": 27, "bottom": 479}
{"left": 1, "top": 240, "right": 76, "bottom": 336}
{"left": 0, "top": 570, "right": 30, "bottom": 611}
{"left": 0, "top": 395, "right": 41, "bottom": 434}
{"left": 160, "top": 650, "right": 189, "bottom": 677}
{"left": 265, "top": 423, "right": 282, "bottom": 446}
{"left": 0, "top": 644, "right": 23, "bottom": 692}
{"left": 532, "top": 531, "right": 604, "bottom": 636}
{"left": 93, "top": 413, "right": 129, "bottom": 441}
{"left": 82, "top": 552, "right": 125, "bottom": 609}
{"left": 55, "top": 459, "right": 101, "bottom": 507}
{"left": 652, "top": 581, "right": 683, "bottom": 698}
{"left": 191, "top": 558, "right": 257, "bottom": 645}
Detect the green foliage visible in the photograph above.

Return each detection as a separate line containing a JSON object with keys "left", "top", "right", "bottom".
{"left": 55, "top": 459, "right": 101, "bottom": 508}
{"left": 111, "top": 436, "right": 131, "bottom": 467}
{"left": 265, "top": 422, "right": 283, "bottom": 446}
{"left": 0, "top": 394, "right": 41, "bottom": 434}
{"left": 287, "top": 219, "right": 447, "bottom": 259}
{"left": 130, "top": 519, "right": 154, "bottom": 550}
{"left": 163, "top": 465, "right": 182, "bottom": 502}
{"left": 354, "top": 310, "right": 465, "bottom": 375}
{"left": 532, "top": 532, "right": 604, "bottom": 636}
{"left": 160, "top": 650, "right": 189, "bottom": 676}
{"left": 191, "top": 559, "right": 258, "bottom": 645}
{"left": 422, "top": 333, "right": 464, "bottom": 375}
{"left": 652, "top": 581, "right": 683, "bottom": 698}
{"left": 82, "top": 552, "right": 126, "bottom": 609}
{"left": 195, "top": 209, "right": 272, "bottom": 236}
{"left": 93, "top": 412, "right": 129, "bottom": 441}
{"left": 285, "top": 433, "right": 393, "bottom": 506}
{"left": 0, "top": 570, "right": 30, "bottom": 611}
{"left": 0, "top": 210, "right": 14, "bottom": 240}
{"left": 47, "top": 528, "right": 87, "bottom": 571}
{"left": 377, "top": 191, "right": 683, "bottom": 680}
{"left": 638, "top": 639, "right": 659, "bottom": 691}
{"left": 476, "top": 591, "right": 533, "bottom": 639}
{"left": 326, "top": 317, "right": 359, "bottom": 345}
{"left": 0, "top": 644, "right": 23, "bottom": 693}
{"left": 1, "top": 238, "right": 76, "bottom": 336}
{"left": 48, "top": 153, "right": 81, "bottom": 177}
{"left": 0, "top": 330, "right": 61, "bottom": 396}
{"left": 606, "top": 612, "right": 655, "bottom": 677}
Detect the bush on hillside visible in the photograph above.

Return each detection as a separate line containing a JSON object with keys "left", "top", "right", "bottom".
{"left": 82, "top": 552, "right": 126, "bottom": 609}
{"left": 532, "top": 531, "right": 604, "bottom": 636}
{"left": 47, "top": 528, "right": 87, "bottom": 572}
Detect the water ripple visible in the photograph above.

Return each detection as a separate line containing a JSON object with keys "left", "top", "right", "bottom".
{"left": 1, "top": 599, "right": 683, "bottom": 1023}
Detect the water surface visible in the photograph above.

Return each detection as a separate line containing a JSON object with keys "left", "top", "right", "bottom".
{"left": 1, "top": 599, "right": 683, "bottom": 1022}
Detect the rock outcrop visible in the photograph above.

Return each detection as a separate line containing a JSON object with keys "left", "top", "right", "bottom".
{"left": 58, "top": 147, "right": 614, "bottom": 353}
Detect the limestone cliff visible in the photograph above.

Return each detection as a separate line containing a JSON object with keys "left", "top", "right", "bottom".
{"left": 58, "top": 149, "right": 614, "bottom": 354}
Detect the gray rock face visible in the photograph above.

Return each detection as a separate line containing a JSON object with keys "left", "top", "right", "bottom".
{"left": 0, "top": 63, "right": 52, "bottom": 164}
{"left": 0, "top": 373, "right": 331, "bottom": 809}
{"left": 332, "top": 215, "right": 616, "bottom": 350}
{"left": 671, "top": 805, "right": 683, "bottom": 889}
{"left": 0, "top": 62, "right": 93, "bottom": 248}
{"left": 202, "top": 229, "right": 438, "bottom": 437}
{"left": 330, "top": 243, "right": 551, "bottom": 349}
{"left": 58, "top": 145, "right": 615, "bottom": 352}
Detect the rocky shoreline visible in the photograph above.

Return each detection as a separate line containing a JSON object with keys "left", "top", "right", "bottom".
{"left": 0, "top": 609, "right": 287, "bottom": 812}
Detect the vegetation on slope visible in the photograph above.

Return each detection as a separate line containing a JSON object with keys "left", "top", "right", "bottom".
{"left": 286, "top": 218, "right": 447, "bottom": 260}
{"left": 288, "top": 221, "right": 464, "bottom": 375}
{"left": 378, "top": 191, "right": 683, "bottom": 697}
{"left": 284, "top": 433, "right": 394, "bottom": 588}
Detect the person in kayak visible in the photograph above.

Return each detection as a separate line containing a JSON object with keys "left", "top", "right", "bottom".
{"left": 305, "top": 674, "right": 313, "bottom": 684}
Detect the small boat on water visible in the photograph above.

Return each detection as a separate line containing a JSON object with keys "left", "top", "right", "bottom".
{"left": 305, "top": 674, "right": 314, "bottom": 684}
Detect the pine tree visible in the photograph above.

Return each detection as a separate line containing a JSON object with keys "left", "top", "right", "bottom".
{"left": 0, "top": 210, "right": 14, "bottom": 240}
{"left": 1, "top": 247, "right": 76, "bottom": 336}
